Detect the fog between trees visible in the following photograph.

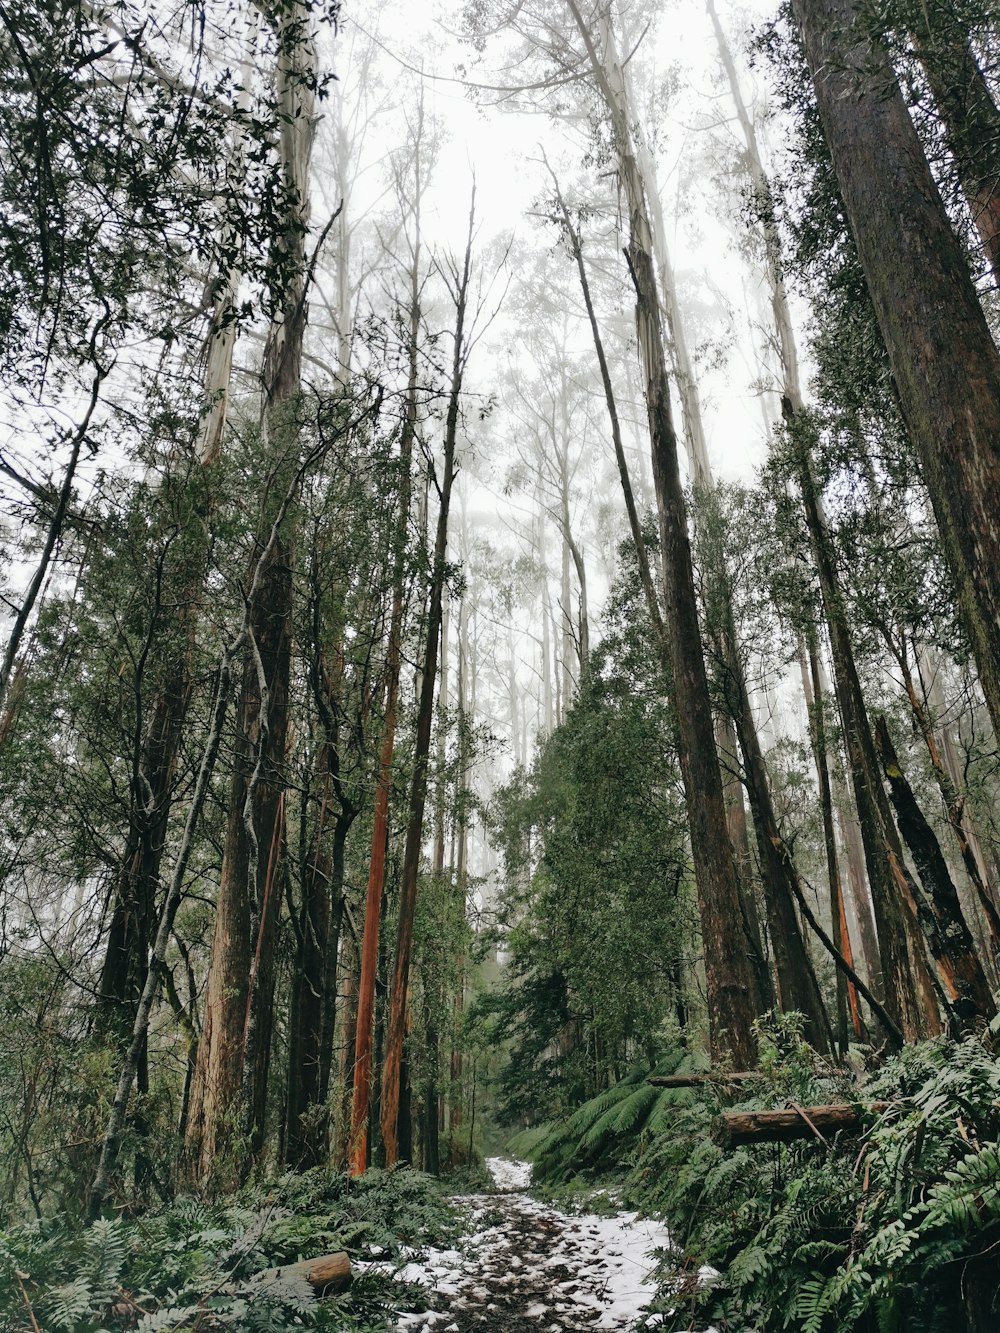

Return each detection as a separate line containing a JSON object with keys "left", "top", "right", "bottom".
{"left": 2, "top": 0, "right": 1000, "bottom": 1245}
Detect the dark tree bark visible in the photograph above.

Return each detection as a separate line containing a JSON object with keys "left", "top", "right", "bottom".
{"left": 567, "top": 0, "right": 759, "bottom": 1066}
{"left": 545, "top": 157, "right": 772, "bottom": 1017}
{"left": 285, "top": 789, "right": 354, "bottom": 1168}
{"left": 795, "top": 439, "right": 941, "bottom": 1043}
{"left": 873, "top": 716, "right": 996, "bottom": 1030}
{"left": 792, "top": 0, "right": 1000, "bottom": 744}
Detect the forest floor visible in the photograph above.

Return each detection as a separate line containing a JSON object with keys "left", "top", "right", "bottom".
{"left": 387, "top": 1158, "right": 672, "bottom": 1331}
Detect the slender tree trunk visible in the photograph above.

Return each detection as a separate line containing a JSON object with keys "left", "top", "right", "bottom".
{"left": 567, "top": 0, "right": 758, "bottom": 1065}
{"left": 0, "top": 351, "right": 106, "bottom": 719}
{"left": 792, "top": 0, "right": 1000, "bottom": 743}
{"left": 379, "top": 190, "right": 475, "bottom": 1165}
{"left": 838, "top": 802, "right": 882, "bottom": 991}
{"left": 286, "top": 774, "right": 332, "bottom": 1168}
{"left": 286, "top": 782, "right": 354, "bottom": 1167}
{"left": 801, "top": 635, "right": 863, "bottom": 1046}
{"left": 185, "top": 5, "right": 314, "bottom": 1181}
{"left": 348, "top": 256, "right": 421, "bottom": 1180}
{"left": 905, "top": 650, "right": 1000, "bottom": 958}
{"left": 450, "top": 610, "right": 469, "bottom": 1134}
{"left": 595, "top": 59, "right": 775, "bottom": 1016}
{"left": 546, "top": 165, "right": 769, "bottom": 1014}
{"left": 723, "top": 622, "right": 832, "bottom": 1050}
{"left": 796, "top": 445, "right": 940, "bottom": 1042}
{"left": 332, "top": 924, "right": 359, "bottom": 1167}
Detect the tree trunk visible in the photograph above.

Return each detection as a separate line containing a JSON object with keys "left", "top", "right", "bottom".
{"left": 348, "top": 254, "right": 421, "bottom": 1181}
{"left": 907, "top": 650, "right": 1000, "bottom": 961}
{"left": 792, "top": 0, "right": 1000, "bottom": 744}
{"left": 567, "top": 0, "right": 758, "bottom": 1066}
{"left": 546, "top": 163, "right": 770, "bottom": 1018}
{"left": 185, "top": 4, "right": 314, "bottom": 1183}
{"left": 795, "top": 444, "right": 940, "bottom": 1043}
{"left": 873, "top": 716, "right": 996, "bottom": 1030}
{"left": 724, "top": 625, "right": 832, "bottom": 1050}
{"left": 801, "top": 634, "right": 864, "bottom": 1047}
{"left": 715, "top": 1103, "right": 891, "bottom": 1147}
{"left": 379, "top": 189, "right": 475, "bottom": 1166}
{"left": 186, "top": 543, "right": 292, "bottom": 1181}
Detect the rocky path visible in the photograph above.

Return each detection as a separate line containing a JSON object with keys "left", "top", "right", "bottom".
{"left": 392, "top": 1158, "right": 670, "bottom": 1331}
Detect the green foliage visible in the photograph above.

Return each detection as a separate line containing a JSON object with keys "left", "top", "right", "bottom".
{"left": 516, "top": 1049, "right": 707, "bottom": 1184}
{"left": 0, "top": 1167, "right": 458, "bottom": 1332}
{"left": 631, "top": 1035, "right": 1000, "bottom": 1332}
{"left": 506, "top": 1021, "right": 1000, "bottom": 1330}
{"left": 473, "top": 552, "right": 696, "bottom": 1126}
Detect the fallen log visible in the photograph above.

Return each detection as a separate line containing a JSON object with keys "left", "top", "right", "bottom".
{"left": 714, "top": 1103, "right": 892, "bottom": 1148}
{"left": 251, "top": 1251, "right": 352, "bottom": 1294}
{"left": 648, "top": 1072, "right": 758, "bottom": 1088}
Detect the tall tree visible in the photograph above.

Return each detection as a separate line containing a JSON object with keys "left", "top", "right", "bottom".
{"left": 380, "top": 187, "right": 481, "bottom": 1166}
{"left": 712, "top": 0, "right": 944, "bottom": 1041}
{"left": 348, "top": 102, "right": 429, "bottom": 1176}
{"left": 185, "top": 0, "right": 316, "bottom": 1182}
{"left": 565, "top": 0, "right": 758, "bottom": 1065}
{"left": 792, "top": 0, "right": 1000, "bottom": 745}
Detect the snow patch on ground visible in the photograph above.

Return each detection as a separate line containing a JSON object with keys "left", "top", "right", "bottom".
{"left": 379, "top": 1158, "right": 673, "bottom": 1330}
{"left": 486, "top": 1155, "right": 533, "bottom": 1192}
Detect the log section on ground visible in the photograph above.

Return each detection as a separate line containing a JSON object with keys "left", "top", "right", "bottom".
{"left": 252, "top": 1252, "right": 352, "bottom": 1293}
{"left": 714, "top": 1103, "right": 893, "bottom": 1147}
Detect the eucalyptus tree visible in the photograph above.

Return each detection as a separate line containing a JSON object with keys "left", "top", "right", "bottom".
{"left": 500, "top": 288, "right": 598, "bottom": 704}
{"left": 380, "top": 184, "right": 508, "bottom": 1167}
{"left": 184, "top": 0, "right": 321, "bottom": 1183}
{"left": 467, "top": 0, "right": 760, "bottom": 1064}
{"left": 348, "top": 93, "right": 434, "bottom": 1176}
{"left": 719, "top": 0, "right": 1000, "bottom": 1036}
{"left": 791, "top": 0, "right": 1000, "bottom": 752}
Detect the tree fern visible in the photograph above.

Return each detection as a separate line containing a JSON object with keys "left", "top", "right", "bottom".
{"left": 579, "top": 1083, "right": 659, "bottom": 1153}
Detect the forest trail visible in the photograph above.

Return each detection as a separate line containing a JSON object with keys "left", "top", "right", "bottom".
{"left": 393, "top": 1158, "right": 670, "bottom": 1331}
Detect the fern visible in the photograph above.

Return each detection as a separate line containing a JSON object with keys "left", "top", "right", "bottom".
{"left": 919, "top": 1142, "right": 1000, "bottom": 1232}
{"left": 629, "top": 1034, "right": 1000, "bottom": 1332}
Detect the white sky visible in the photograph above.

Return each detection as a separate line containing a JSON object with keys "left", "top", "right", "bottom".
{"left": 321, "top": 0, "right": 815, "bottom": 808}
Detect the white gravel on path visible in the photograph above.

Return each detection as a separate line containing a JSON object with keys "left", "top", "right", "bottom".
{"left": 388, "top": 1156, "right": 672, "bottom": 1331}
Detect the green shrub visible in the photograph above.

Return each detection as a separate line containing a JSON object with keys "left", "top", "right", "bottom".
{"left": 0, "top": 1168, "right": 460, "bottom": 1332}
{"left": 634, "top": 1034, "right": 1000, "bottom": 1332}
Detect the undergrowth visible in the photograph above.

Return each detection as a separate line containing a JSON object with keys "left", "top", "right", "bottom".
{"left": 515, "top": 1018, "right": 1000, "bottom": 1332}
{"left": 0, "top": 1167, "right": 459, "bottom": 1332}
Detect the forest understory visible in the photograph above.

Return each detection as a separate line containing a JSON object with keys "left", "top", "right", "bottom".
{"left": 5, "top": 0, "right": 1000, "bottom": 1328}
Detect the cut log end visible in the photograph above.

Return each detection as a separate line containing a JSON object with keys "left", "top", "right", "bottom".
{"left": 256, "top": 1251, "right": 352, "bottom": 1294}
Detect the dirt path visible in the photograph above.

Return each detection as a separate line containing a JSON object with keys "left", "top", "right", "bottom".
{"left": 393, "top": 1158, "right": 669, "bottom": 1331}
